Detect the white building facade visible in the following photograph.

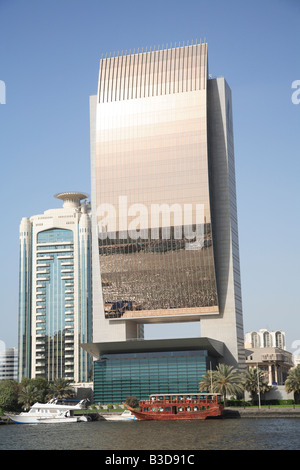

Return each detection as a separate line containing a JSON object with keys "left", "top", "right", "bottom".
{"left": 245, "top": 329, "right": 286, "bottom": 350}
{"left": 18, "top": 192, "right": 92, "bottom": 383}
{"left": 0, "top": 347, "right": 18, "bottom": 381}
{"left": 245, "top": 330, "right": 293, "bottom": 386}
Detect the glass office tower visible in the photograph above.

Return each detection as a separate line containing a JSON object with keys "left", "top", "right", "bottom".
{"left": 18, "top": 192, "right": 92, "bottom": 382}
{"left": 89, "top": 43, "right": 244, "bottom": 367}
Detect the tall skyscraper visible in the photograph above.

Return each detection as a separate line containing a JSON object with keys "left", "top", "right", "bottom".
{"left": 18, "top": 192, "right": 92, "bottom": 382}
{"left": 87, "top": 43, "right": 244, "bottom": 381}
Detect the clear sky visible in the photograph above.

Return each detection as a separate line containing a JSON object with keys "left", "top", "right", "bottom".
{"left": 0, "top": 0, "right": 299, "bottom": 353}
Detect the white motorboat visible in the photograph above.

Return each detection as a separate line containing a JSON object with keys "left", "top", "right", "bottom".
{"left": 104, "top": 410, "right": 138, "bottom": 421}
{"left": 6, "top": 398, "right": 90, "bottom": 424}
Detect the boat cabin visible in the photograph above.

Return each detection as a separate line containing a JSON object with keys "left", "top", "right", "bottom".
{"left": 138, "top": 393, "right": 222, "bottom": 415}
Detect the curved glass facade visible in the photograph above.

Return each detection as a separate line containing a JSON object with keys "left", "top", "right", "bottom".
{"left": 95, "top": 44, "right": 219, "bottom": 321}
{"left": 18, "top": 220, "right": 32, "bottom": 381}
{"left": 79, "top": 227, "right": 92, "bottom": 381}
{"left": 36, "top": 228, "right": 74, "bottom": 379}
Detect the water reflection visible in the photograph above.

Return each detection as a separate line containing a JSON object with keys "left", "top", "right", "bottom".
{"left": 1, "top": 419, "right": 299, "bottom": 450}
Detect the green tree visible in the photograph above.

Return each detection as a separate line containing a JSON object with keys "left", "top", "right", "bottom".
{"left": 0, "top": 380, "right": 21, "bottom": 412}
{"left": 47, "top": 378, "right": 74, "bottom": 399}
{"left": 199, "top": 370, "right": 215, "bottom": 393}
{"left": 285, "top": 366, "right": 300, "bottom": 403}
{"left": 18, "top": 382, "right": 41, "bottom": 410}
{"left": 21, "top": 377, "right": 49, "bottom": 403}
{"left": 200, "top": 364, "right": 243, "bottom": 407}
{"left": 242, "top": 367, "right": 270, "bottom": 403}
{"left": 125, "top": 396, "right": 139, "bottom": 408}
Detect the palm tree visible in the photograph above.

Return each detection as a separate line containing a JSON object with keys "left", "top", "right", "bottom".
{"left": 199, "top": 364, "right": 243, "bottom": 407}
{"left": 199, "top": 370, "right": 215, "bottom": 393}
{"left": 285, "top": 366, "right": 300, "bottom": 403}
{"left": 18, "top": 383, "right": 41, "bottom": 410}
{"left": 242, "top": 367, "right": 270, "bottom": 403}
{"left": 21, "top": 377, "right": 49, "bottom": 403}
{"left": 47, "top": 378, "right": 74, "bottom": 399}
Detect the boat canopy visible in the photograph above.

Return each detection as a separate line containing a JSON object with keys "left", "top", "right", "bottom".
{"left": 149, "top": 393, "right": 222, "bottom": 398}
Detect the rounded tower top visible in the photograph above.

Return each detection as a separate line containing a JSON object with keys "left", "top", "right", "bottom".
{"left": 54, "top": 191, "right": 89, "bottom": 208}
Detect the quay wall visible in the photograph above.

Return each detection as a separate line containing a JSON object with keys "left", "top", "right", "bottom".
{"left": 1, "top": 408, "right": 300, "bottom": 423}
{"left": 224, "top": 408, "right": 300, "bottom": 418}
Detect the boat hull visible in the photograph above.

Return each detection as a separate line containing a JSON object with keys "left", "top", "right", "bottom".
{"left": 6, "top": 414, "right": 89, "bottom": 424}
{"left": 104, "top": 410, "right": 137, "bottom": 421}
{"left": 105, "top": 415, "right": 137, "bottom": 422}
{"left": 125, "top": 406, "right": 223, "bottom": 421}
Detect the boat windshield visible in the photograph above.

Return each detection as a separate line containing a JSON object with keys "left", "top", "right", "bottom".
{"left": 49, "top": 399, "right": 80, "bottom": 405}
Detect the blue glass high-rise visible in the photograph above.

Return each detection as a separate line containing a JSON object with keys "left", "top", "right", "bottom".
{"left": 18, "top": 192, "right": 92, "bottom": 383}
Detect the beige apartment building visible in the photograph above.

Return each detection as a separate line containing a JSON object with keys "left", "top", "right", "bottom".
{"left": 245, "top": 329, "right": 294, "bottom": 385}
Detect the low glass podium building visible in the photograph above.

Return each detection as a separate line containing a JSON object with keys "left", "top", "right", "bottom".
{"left": 83, "top": 338, "right": 224, "bottom": 404}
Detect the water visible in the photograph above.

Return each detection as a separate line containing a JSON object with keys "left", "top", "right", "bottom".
{"left": 0, "top": 418, "right": 300, "bottom": 450}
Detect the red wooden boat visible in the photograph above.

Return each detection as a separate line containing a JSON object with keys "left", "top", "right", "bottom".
{"left": 124, "top": 393, "right": 224, "bottom": 420}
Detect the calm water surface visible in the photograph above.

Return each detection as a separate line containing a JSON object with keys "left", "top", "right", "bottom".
{"left": 0, "top": 418, "right": 300, "bottom": 450}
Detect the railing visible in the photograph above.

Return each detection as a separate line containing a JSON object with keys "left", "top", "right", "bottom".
{"left": 261, "top": 354, "right": 288, "bottom": 362}
{"left": 140, "top": 397, "right": 218, "bottom": 405}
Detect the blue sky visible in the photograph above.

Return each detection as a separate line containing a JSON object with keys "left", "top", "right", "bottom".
{"left": 0, "top": 0, "right": 299, "bottom": 352}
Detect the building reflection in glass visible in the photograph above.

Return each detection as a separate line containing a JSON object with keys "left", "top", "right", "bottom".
{"left": 95, "top": 44, "right": 219, "bottom": 319}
